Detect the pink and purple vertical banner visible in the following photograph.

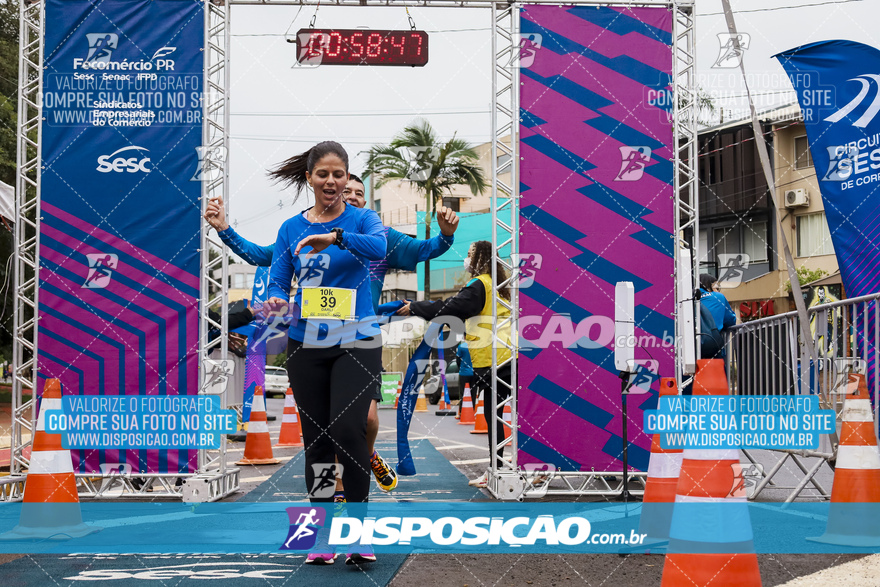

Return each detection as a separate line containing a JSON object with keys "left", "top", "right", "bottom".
{"left": 37, "top": 0, "right": 204, "bottom": 474}
{"left": 517, "top": 5, "right": 674, "bottom": 472}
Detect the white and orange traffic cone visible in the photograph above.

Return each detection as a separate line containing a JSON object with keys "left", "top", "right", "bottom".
{"left": 236, "top": 386, "right": 280, "bottom": 465}
{"left": 393, "top": 382, "right": 401, "bottom": 409}
{"left": 502, "top": 403, "right": 512, "bottom": 446}
{"left": 809, "top": 373, "right": 880, "bottom": 546}
{"left": 661, "top": 359, "right": 762, "bottom": 587}
{"left": 415, "top": 386, "right": 428, "bottom": 413}
{"left": 640, "top": 377, "right": 683, "bottom": 544}
{"left": 274, "top": 388, "right": 303, "bottom": 448}
{"left": 1, "top": 379, "right": 99, "bottom": 540}
{"left": 436, "top": 377, "right": 456, "bottom": 416}
{"left": 458, "top": 384, "right": 475, "bottom": 425}
{"left": 471, "top": 392, "right": 488, "bottom": 435}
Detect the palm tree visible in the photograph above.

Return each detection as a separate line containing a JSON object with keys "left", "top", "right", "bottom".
{"left": 365, "top": 119, "right": 487, "bottom": 297}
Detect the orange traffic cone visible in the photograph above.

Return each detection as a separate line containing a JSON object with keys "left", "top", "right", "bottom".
{"left": 661, "top": 359, "right": 762, "bottom": 587}
{"left": 415, "top": 386, "right": 428, "bottom": 413}
{"left": 502, "top": 403, "right": 512, "bottom": 446}
{"left": 471, "top": 392, "right": 488, "bottom": 435}
{"left": 1, "top": 379, "right": 99, "bottom": 540}
{"left": 640, "top": 377, "right": 684, "bottom": 543}
{"left": 236, "top": 386, "right": 280, "bottom": 465}
{"left": 809, "top": 373, "right": 880, "bottom": 546}
{"left": 458, "top": 384, "right": 475, "bottom": 425}
{"left": 437, "top": 390, "right": 450, "bottom": 411}
{"left": 274, "top": 388, "right": 303, "bottom": 448}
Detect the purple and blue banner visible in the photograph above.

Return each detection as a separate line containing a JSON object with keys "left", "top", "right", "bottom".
{"left": 518, "top": 6, "right": 674, "bottom": 472}
{"left": 38, "top": 0, "right": 204, "bottom": 474}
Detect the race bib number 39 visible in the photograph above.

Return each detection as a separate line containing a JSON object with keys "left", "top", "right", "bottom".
{"left": 301, "top": 287, "right": 356, "bottom": 320}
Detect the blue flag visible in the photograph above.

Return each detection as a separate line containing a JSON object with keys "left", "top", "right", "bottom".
{"left": 375, "top": 301, "right": 444, "bottom": 476}
{"left": 776, "top": 40, "right": 880, "bottom": 408}
{"left": 775, "top": 40, "right": 880, "bottom": 297}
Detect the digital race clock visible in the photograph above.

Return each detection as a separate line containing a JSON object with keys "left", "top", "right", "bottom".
{"left": 294, "top": 29, "right": 429, "bottom": 67}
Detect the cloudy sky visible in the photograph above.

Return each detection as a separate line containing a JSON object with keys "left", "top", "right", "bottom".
{"left": 224, "top": 0, "right": 879, "bottom": 244}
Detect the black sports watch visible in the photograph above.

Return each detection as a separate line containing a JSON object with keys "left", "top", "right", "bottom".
{"left": 331, "top": 227, "right": 344, "bottom": 247}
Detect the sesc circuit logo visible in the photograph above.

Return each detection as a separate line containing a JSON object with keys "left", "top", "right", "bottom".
{"left": 97, "top": 146, "right": 152, "bottom": 173}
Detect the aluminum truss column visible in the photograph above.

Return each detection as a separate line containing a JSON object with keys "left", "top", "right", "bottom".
{"left": 672, "top": 0, "right": 699, "bottom": 385}
{"left": 488, "top": 0, "right": 521, "bottom": 501}
{"left": 10, "top": 0, "right": 45, "bottom": 489}
{"left": 196, "top": 0, "right": 237, "bottom": 498}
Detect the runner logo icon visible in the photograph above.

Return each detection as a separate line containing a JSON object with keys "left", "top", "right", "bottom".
{"left": 309, "top": 463, "right": 343, "bottom": 499}
{"left": 822, "top": 145, "right": 857, "bottom": 181}
{"left": 85, "top": 33, "right": 118, "bottom": 63}
{"left": 299, "top": 254, "right": 330, "bottom": 286}
{"left": 281, "top": 507, "right": 327, "bottom": 550}
{"left": 713, "top": 33, "right": 750, "bottom": 68}
{"left": 83, "top": 253, "right": 118, "bottom": 289}
{"left": 616, "top": 147, "right": 651, "bottom": 181}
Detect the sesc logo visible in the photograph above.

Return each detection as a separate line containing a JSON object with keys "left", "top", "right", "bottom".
{"left": 97, "top": 146, "right": 152, "bottom": 173}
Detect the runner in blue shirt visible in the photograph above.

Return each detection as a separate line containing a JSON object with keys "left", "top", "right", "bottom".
{"left": 263, "top": 142, "right": 383, "bottom": 566}
{"left": 205, "top": 175, "right": 458, "bottom": 498}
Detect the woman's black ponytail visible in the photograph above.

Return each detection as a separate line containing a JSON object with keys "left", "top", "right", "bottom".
{"left": 268, "top": 141, "right": 349, "bottom": 196}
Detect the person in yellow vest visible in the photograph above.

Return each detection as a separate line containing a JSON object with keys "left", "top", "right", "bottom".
{"left": 397, "top": 240, "right": 513, "bottom": 488}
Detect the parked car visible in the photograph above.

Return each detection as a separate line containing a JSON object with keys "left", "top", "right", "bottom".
{"left": 264, "top": 366, "right": 290, "bottom": 398}
{"left": 427, "top": 360, "right": 461, "bottom": 404}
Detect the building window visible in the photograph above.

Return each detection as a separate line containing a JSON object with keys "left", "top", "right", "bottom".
{"left": 707, "top": 222, "right": 769, "bottom": 266}
{"left": 373, "top": 198, "right": 381, "bottom": 213}
{"left": 713, "top": 226, "right": 738, "bottom": 258}
{"left": 797, "top": 213, "right": 834, "bottom": 257}
{"left": 794, "top": 135, "right": 813, "bottom": 170}
{"left": 230, "top": 272, "right": 255, "bottom": 289}
{"left": 743, "top": 222, "right": 768, "bottom": 262}
{"left": 441, "top": 197, "right": 460, "bottom": 212}
{"left": 381, "top": 289, "right": 417, "bottom": 304}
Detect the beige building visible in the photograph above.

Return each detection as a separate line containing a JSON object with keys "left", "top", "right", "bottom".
{"left": 699, "top": 104, "right": 841, "bottom": 319}
{"left": 227, "top": 263, "right": 256, "bottom": 304}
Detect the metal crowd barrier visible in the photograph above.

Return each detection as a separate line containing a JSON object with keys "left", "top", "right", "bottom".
{"left": 724, "top": 290, "right": 880, "bottom": 501}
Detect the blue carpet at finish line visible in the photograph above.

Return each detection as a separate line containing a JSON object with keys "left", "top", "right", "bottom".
{"left": 1, "top": 439, "right": 486, "bottom": 587}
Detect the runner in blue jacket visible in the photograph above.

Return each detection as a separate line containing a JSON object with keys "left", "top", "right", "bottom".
{"left": 205, "top": 174, "right": 459, "bottom": 497}
{"left": 259, "top": 142, "right": 384, "bottom": 565}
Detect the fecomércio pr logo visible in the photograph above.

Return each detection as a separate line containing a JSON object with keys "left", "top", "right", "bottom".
{"left": 281, "top": 506, "right": 327, "bottom": 550}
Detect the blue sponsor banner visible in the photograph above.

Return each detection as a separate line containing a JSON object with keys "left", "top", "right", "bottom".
{"left": 775, "top": 41, "right": 880, "bottom": 298}
{"left": 1, "top": 502, "right": 880, "bottom": 554}
{"left": 39, "top": 0, "right": 204, "bottom": 474}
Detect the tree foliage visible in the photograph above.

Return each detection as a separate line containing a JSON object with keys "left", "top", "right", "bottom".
{"left": 364, "top": 119, "right": 487, "bottom": 295}
{"left": 0, "top": 0, "right": 17, "bottom": 363}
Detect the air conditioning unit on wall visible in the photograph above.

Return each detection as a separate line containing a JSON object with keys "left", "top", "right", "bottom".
{"left": 784, "top": 189, "right": 809, "bottom": 208}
